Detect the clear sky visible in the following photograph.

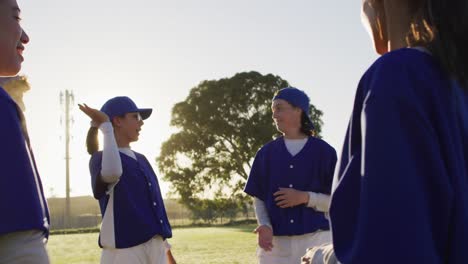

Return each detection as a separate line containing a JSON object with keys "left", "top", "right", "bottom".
{"left": 18, "top": 0, "right": 378, "bottom": 198}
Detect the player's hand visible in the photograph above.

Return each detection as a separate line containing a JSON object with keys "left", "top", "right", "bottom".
{"left": 273, "top": 188, "right": 309, "bottom": 208}
{"left": 78, "top": 103, "right": 109, "bottom": 127}
{"left": 254, "top": 225, "right": 273, "bottom": 251}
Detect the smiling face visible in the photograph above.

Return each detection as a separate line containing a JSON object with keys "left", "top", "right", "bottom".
{"left": 271, "top": 99, "right": 302, "bottom": 135}
{"left": 113, "top": 112, "right": 144, "bottom": 145}
{"left": 0, "top": 0, "right": 29, "bottom": 76}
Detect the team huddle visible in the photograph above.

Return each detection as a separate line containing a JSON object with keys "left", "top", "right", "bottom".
{"left": 0, "top": 0, "right": 467, "bottom": 264}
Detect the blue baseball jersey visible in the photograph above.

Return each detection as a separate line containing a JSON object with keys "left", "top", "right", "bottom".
{"left": 0, "top": 87, "right": 49, "bottom": 237}
{"left": 244, "top": 136, "right": 337, "bottom": 236}
{"left": 90, "top": 151, "right": 172, "bottom": 249}
{"left": 330, "top": 48, "right": 468, "bottom": 263}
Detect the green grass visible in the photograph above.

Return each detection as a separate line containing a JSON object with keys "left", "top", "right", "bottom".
{"left": 47, "top": 224, "right": 258, "bottom": 264}
{"left": 47, "top": 232, "right": 101, "bottom": 264}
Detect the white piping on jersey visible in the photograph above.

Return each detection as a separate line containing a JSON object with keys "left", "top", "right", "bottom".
{"left": 24, "top": 139, "right": 49, "bottom": 231}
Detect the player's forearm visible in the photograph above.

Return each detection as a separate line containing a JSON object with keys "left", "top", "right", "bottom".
{"left": 306, "top": 192, "right": 330, "bottom": 212}
{"left": 254, "top": 197, "right": 272, "bottom": 228}
{"left": 99, "top": 122, "right": 122, "bottom": 183}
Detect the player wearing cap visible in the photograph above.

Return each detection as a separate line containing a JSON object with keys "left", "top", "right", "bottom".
{"left": 79, "top": 97, "right": 172, "bottom": 264}
{"left": 244, "top": 87, "right": 337, "bottom": 264}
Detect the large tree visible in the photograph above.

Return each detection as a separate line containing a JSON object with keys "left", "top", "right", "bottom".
{"left": 157, "top": 71, "right": 323, "bottom": 205}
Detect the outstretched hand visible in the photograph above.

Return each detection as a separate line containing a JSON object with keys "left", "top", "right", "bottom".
{"left": 78, "top": 103, "right": 109, "bottom": 127}
{"left": 273, "top": 187, "right": 309, "bottom": 208}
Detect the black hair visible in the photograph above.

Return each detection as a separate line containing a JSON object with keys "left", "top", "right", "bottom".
{"left": 86, "top": 127, "right": 99, "bottom": 155}
{"left": 85, "top": 114, "right": 126, "bottom": 155}
{"left": 300, "top": 112, "right": 314, "bottom": 137}
{"left": 272, "top": 95, "right": 314, "bottom": 137}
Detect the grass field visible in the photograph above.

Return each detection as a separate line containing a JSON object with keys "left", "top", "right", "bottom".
{"left": 47, "top": 224, "right": 258, "bottom": 264}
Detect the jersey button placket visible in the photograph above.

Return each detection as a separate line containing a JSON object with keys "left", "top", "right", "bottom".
{"left": 289, "top": 163, "right": 294, "bottom": 189}
{"left": 288, "top": 162, "right": 295, "bottom": 229}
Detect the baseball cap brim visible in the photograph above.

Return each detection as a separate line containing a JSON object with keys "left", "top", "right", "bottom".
{"left": 138, "top": 108, "right": 152, "bottom": 120}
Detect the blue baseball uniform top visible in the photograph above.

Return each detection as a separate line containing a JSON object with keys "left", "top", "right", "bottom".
{"left": 90, "top": 151, "right": 172, "bottom": 249}
{"left": 330, "top": 48, "right": 468, "bottom": 263}
{"left": 0, "top": 87, "right": 50, "bottom": 237}
{"left": 244, "top": 136, "right": 337, "bottom": 236}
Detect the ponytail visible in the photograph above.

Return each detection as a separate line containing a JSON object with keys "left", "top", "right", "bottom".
{"left": 300, "top": 112, "right": 314, "bottom": 137}
{"left": 86, "top": 127, "right": 99, "bottom": 155}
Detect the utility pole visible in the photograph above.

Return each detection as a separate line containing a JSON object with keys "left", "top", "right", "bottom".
{"left": 60, "top": 90, "right": 74, "bottom": 228}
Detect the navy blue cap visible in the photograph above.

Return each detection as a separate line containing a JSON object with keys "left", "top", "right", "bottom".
{"left": 273, "top": 87, "right": 314, "bottom": 129}
{"left": 100, "top": 96, "right": 152, "bottom": 121}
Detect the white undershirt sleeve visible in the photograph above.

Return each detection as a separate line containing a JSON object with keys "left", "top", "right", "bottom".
{"left": 99, "top": 122, "right": 122, "bottom": 183}
{"left": 254, "top": 197, "right": 272, "bottom": 229}
{"left": 307, "top": 192, "right": 331, "bottom": 213}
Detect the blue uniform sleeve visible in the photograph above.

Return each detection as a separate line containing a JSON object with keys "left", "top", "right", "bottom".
{"left": 322, "top": 146, "right": 337, "bottom": 195}
{"left": 244, "top": 148, "right": 267, "bottom": 201}
{"left": 333, "top": 58, "right": 453, "bottom": 263}
{"left": 89, "top": 152, "right": 107, "bottom": 199}
{"left": 0, "top": 94, "right": 23, "bottom": 171}
{"left": 0, "top": 88, "right": 50, "bottom": 235}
